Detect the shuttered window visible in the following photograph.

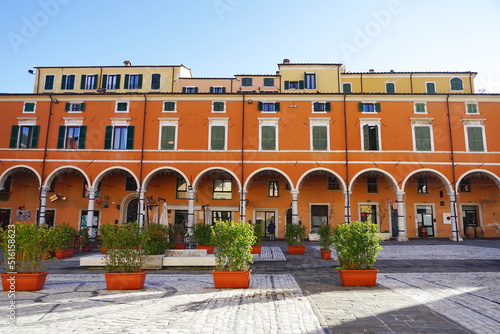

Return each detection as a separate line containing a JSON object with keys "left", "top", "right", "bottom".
{"left": 312, "top": 126, "right": 328, "bottom": 151}
{"left": 414, "top": 126, "right": 432, "bottom": 151}
{"left": 160, "top": 126, "right": 176, "bottom": 150}
{"left": 363, "top": 124, "right": 379, "bottom": 150}
{"left": 426, "top": 82, "right": 436, "bottom": 94}
{"left": 261, "top": 126, "right": 276, "bottom": 150}
{"left": 386, "top": 82, "right": 395, "bottom": 93}
{"left": 163, "top": 101, "right": 176, "bottom": 111}
{"left": 210, "top": 126, "right": 225, "bottom": 150}
{"left": 343, "top": 83, "right": 352, "bottom": 93}
{"left": 467, "top": 127, "right": 484, "bottom": 152}
{"left": 151, "top": 74, "right": 161, "bottom": 89}
{"left": 44, "top": 75, "right": 55, "bottom": 90}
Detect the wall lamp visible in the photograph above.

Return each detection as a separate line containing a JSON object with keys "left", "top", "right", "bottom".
{"left": 247, "top": 99, "right": 253, "bottom": 104}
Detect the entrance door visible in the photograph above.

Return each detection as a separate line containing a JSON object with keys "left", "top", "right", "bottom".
{"left": 391, "top": 207, "right": 399, "bottom": 237}
{"left": 462, "top": 205, "right": 478, "bottom": 232}
{"left": 80, "top": 210, "right": 100, "bottom": 236}
{"left": 0, "top": 208, "right": 10, "bottom": 229}
{"left": 174, "top": 210, "right": 188, "bottom": 226}
{"left": 127, "top": 199, "right": 139, "bottom": 223}
{"left": 255, "top": 211, "right": 275, "bottom": 238}
{"left": 417, "top": 205, "right": 434, "bottom": 237}
{"left": 360, "top": 205, "right": 377, "bottom": 225}
{"left": 311, "top": 205, "right": 329, "bottom": 233}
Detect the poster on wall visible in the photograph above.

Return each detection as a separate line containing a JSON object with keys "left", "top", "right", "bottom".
{"left": 16, "top": 210, "right": 31, "bottom": 221}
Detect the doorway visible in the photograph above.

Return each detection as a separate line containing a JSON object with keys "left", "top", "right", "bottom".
{"left": 360, "top": 204, "right": 378, "bottom": 226}
{"left": 0, "top": 208, "right": 10, "bottom": 229}
{"left": 127, "top": 199, "right": 139, "bottom": 223}
{"left": 311, "top": 205, "right": 329, "bottom": 233}
{"left": 255, "top": 210, "right": 276, "bottom": 238}
{"left": 174, "top": 210, "right": 188, "bottom": 226}
{"left": 462, "top": 205, "right": 479, "bottom": 232}
{"left": 416, "top": 205, "right": 434, "bottom": 237}
{"left": 390, "top": 207, "right": 399, "bottom": 237}
{"left": 80, "top": 210, "right": 100, "bottom": 236}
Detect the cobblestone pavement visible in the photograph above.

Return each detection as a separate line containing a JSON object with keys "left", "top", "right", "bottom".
{"left": 1, "top": 238, "right": 499, "bottom": 333}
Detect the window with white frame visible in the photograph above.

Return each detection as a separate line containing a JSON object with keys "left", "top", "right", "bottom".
{"left": 9, "top": 118, "right": 39, "bottom": 149}
{"left": 65, "top": 102, "right": 85, "bottom": 113}
{"left": 426, "top": 82, "right": 436, "bottom": 94}
{"left": 209, "top": 118, "right": 228, "bottom": 150}
{"left": 305, "top": 72, "right": 316, "bottom": 89}
{"left": 360, "top": 119, "right": 381, "bottom": 151}
{"left": 411, "top": 118, "right": 434, "bottom": 151}
{"left": 61, "top": 74, "right": 76, "bottom": 90}
{"left": 57, "top": 118, "right": 86, "bottom": 149}
{"left": 463, "top": 120, "right": 486, "bottom": 152}
{"left": 385, "top": 82, "right": 396, "bottom": 93}
{"left": 358, "top": 102, "right": 381, "bottom": 113}
{"left": 103, "top": 74, "right": 120, "bottom": 90}
{"left": 258, "top": 118, "right": 279, "bottom": 151}
{"left": 23, "top": 102, "right": 36, "bottom": 113}
{"left": 210, "top": 86, "right": 226, "bottom": 93}
{"left": 258, "top": 102, "right": 280, "bottom": 112}
{"left": 310, "top": 118, "right": 330, "bottom": 151}
{"left": 125, "top": 74, "right": 142, "bottom": 89}
{"left": 466, "top": 102, "right": 479, "bottom": 114}
{"left": 104, "top": 118, "right": 134, "bottom": 150}
{"left": 414, "top": 102, "right": 427, "bottom": 114}
{"left": 159, "top": 118, "right": 179, "bottom": 150}
{"left": 44, "top": 75, "right": 55, "bottom": 90}
{"left": 212, "top": 101, "right": 225, "bottom": 112}
{"left": 115, "top": 101, "right": 129, "bottom": 113}
{"left": 81, "top": 75, "right": 98, "bottom": 90}
{"left": 312, "top": 102, "right": 331, "bottom": 113}
{"left": 163, "top": 101, "right": 176, "bottom": 112}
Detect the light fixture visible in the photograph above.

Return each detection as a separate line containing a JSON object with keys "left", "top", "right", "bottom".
{"left": 188, "top": 185, "right": 193, "bottom": 190}
{"left": 248, "top": 99, "right": 253, "bottom": 104}
{"left": 53, "top": 99, "right": 58, "bottom": 104}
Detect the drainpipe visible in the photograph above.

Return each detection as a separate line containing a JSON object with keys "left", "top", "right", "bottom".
{"left": 360, "top": 73, "right": 364, "bottom": 93}
{"left": 137, "top": 95, "right": 148, "bottom": 227}
{"left": 343, "top": 94, "right": 351, "bottom": 222}
{"left": 37, "top": 95, "right": 55, "bottom": 225}
{"left": 445, "top": 94, "right": 462, "bottom": 241}
{"left": 239, "top": 93, "right": 246, "bottom": 222}
{"left": 171, "top": 67, "right": 175, "bottom": 93}
{"left": 410, "top": 73, "right": 414, "bottom": 94}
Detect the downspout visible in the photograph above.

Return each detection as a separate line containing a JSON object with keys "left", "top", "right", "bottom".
{"left": 469, "top": 73, "right": 474, "bottom": 93}
{"left": 343, "top": 94, "right": 351, "bottom": 222}
{"left": 35, "top": 69, "right": 41, "bottom": 94}
{"left": 240, "top": 93, "right": 246, "bottom": 222}
{"left": 445, "top": 94, "right": 461, "bottom": 241}
{"left": 171, "top": 67, "right": 175, "bottom": 93}
{"left": 360, "top": 73, "right": 364, "bottom": 93}
{"left": 38, "top": 95, "right": 55, "bottom": 225}
{"left": 137, "top": 94, "right": 148, "bottom": 226}
{"left": 410, "top": 72, "right": 414, "bottom": 94}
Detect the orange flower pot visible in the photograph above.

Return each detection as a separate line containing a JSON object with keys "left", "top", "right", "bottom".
{"left": 337, "top": 269, "right": 378, "bottom": 286}
{"left": 196, "top": 245, "right": 214, "bottom": 254}
{"left": 173, "top": 244, "right": 186, "bottom": 249}
{"left": 320, "top": 249, "right": 332, "bottom": 260}
{"left": 104, "top": 271, "right": 147, "bottom": 290}
{"left": 212, "top": 270, "right": 251, "bottom": 288}
{"left": 251, "top": 245, "right": 262, "bottom": 254}
{"left": 1, "top": 272, "right": 48, "bottom": 291}
{"left": 54, "top": 248, "right": 74, "bottom": 259}
{"left": 287, "top": 245, "right": 305, "bottom": 254}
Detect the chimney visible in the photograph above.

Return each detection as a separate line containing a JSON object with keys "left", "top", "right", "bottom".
{"left": 123, "top": 60, "right": 132, "bottom": 66}
{"left": 283, "top": 59, "right": 290, "bottom": 64}
{"left": 369, "top": 69, "right": 375, "bottom": 73}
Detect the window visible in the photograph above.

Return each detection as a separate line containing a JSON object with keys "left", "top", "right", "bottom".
{"left": 176, "top": 178, "right": 188, "bottom": 199}
{"left": 151, "top": 74, "right": 161, "bottom": 89}
{"left": 183, "top": 86, "right": 198, "bottom": 93}
{"left": 212, "top": 211, "right": 232, "bottom": 224}
{"left": 313, "top": 102, "right": 331, "bottom": 112}
{"left": 258, "top": 102, "right": 280, "bottom": 112}
{"left": 160, "top": 125, "right": 176, "bottom": 150}
{"left": 305, "top": 73, "right": 316, "bottom": 89}
{"left": 367, "top": 177, "right": 378, "bottom": 193}
{"left": 362, "top": 123, "right": 380, "bottom": 151}
{"left": 210, "top": 125, "right": 226, "bottom": 150}
{"left": 327, "top": 176, "right": 340, "bottom": 190}
{"left": 414, "top": 102, "right": 427, "bottom": 113}
{"left": 242, "top": 78, "right": 253, "bottom": 87}
{"left": 263, "top": 78, "right": 274, "bottom": 87}
{"left": 124, "top": 74, "right": 142, "bottom": 89}
{"left": 343, "top": 83, "right": 352, "bottom": 93}
{"left": 81, "top": 75, "right": 98, "bottom": 90}
{"left": 163, "top": 101, "right": 176, "bottom": 112}
{"left": 450, "top": 78, "right": 464, "bottom": 91}
{"left": 386, "top": 82, "right": 395, "bottom": 93}
{"left": 0, "top": 176, "right": 12, "bottom": 201}
{"left": 466, "top": 126, "right": 485, "bottom": 152}
{"left": 103, "top": 74, "right": 121, "bottom": 90}
{"left": 261, "top": 125, "right": 276, "bottom": 150}
{"left": 57, "top": 126, "right": 86, "bottom": 149}
{"left": 311, "top": 205, "right": 328, "bottom": 233}
{"left": 414, "top": 126, "right": 432, "bottom": 151}
{"left": 61, "top": 75, "right": 75, "bottom": 90}
{"left": 23, "top": 102, "right": 36, "bottom": 113}
{"left": 10, "top": 125, "right": 40, "bottom": 149}
{"left": 359, "top": 102, "right": 381, "bottom": 113}
{"left": 466, "top": 103, "right": 479, "bottom": 114}
{"left": 268, "top": 181, "right": 279, "bottom": 197}
{"left": 459, "top": 178, "right": 471, "bottom": 192}
{"left": 417, "top": 178, "right": 428, "bottom": 193}
{"left": 125, "top": 177, "right": 136, "bottom": 191}
{"left": 65, "top": 102, "right": 86, "bottom": 113}
{"left": 44, "top": 75, "right": 55, "bottom": 90}
{"left": 426, "top": 82, "right": 436, "bottom": 94}
{"left": 312, "top": 125, "right": 328, "bottom": 151}
{"left": 212, "top": 101, "right": 225, "bottom": 112}
{"left": 104, "top": 126, "right": 134, "bottom": 150}
{"left": 284, "top": 80, "right": 304, "bottom": 90}
{"left": 213, "top": 178, "right": 232, "bottom": 200}
{"left": 116, "top": 102, "right": 129, "bottom": 112}
{"left": 210, "top": 86, "right": 226, "bottom": 93}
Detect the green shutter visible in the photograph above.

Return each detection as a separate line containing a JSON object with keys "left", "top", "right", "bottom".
{"left": 93, "top": 75, "right": 98, "bottom": 89}
{"left": 24, "top": 103, "right": 35, "bottom": 112}
{"left": 261, "top": 126, "right": 276, "bottom": 150}
{"left": 126, "top": 126, "right": 134, "bottom": 149}
{"left": 68, "top": 75, "right": 75, "bottom": 89}
{"left": 313, "top": 126, "right": 327, "bottom": 150}
{"left": 161, "top": 126, "right": 176, "bottom": 150}
{"left": 102, "top": 75, "right": 108, "bottom": 89}
{"left": 61, "top": 75, "right": 67, "bottom": 89}
{"left": 313, "top": 102, "right": 320, "bottom": 111}
{"left": 9, "top": 125, "right": 19, "bottom": 148}
{"left": 222, "top": 87, "right": 226, "bottom": 93}
{"left": 31, "top": 125, "right": 40, "bottom": 148}
{"left": 57, "top": 126, "right": 66, "bottom": 149}
{"left": 325, "top": 102, "right": 331, "bottom": 112}
{"left": 115, "top": 75, "right": 121, "bottom": 89}
{"left": 375, "top": 103, "right": 381, "bottom": 112}
{"left": 65, "top": 103, "right": 71, "bottom": 111}
{"left": 299, "top": 80, "right": 304, "bottom": 89}
{"left": 80, "top": 103, "right": 86, "bottom": 111}
{"left": 386, "top": 83, "right": 395, "bottom": 93}
{"left": 358, "top": 102, "right": 364, "bottom": 112}
{"left": 274, "top": 103, "right": 280, "bottom": 111}
{"left": 210, "top": 87, "right": 214, "bottom": 93}
{"left": 467, "top": 127, "right": 484, "bottom": 151}
{"left": 343, "top": 83, "right": 352, "bottom": 93}
{"left": 363, "top": 125, "right": 369, "bottom": 150}
{"left": 426, "top": 82, "right": 436, "bottom": 94}
{"left": 415, "top": 126, "right": 431, "bottom": 151}
{"left": 211, "top": 126, "right": 225, "bottom": 150}
{"left": 194, "top": 87, "right": 198, "bottom": 93}
{"left": 284, "top": 81, "right": 290, "bottom": 90}
{"left": 138, "top": 74, "right": 143, "bottom": 89}
{"left": 213, "top": 102, "right": 224, "bottom": 111}
{"left": 44, "top": 75, "right": 54, "bottom": 90}
{"left": 165, "top": 101, "right": 175, "bottom": 111}
{"left": 182, "top": 87, "right": 187, "bottom": 93}
{"left": 258, "top": 102, "right": 263, "bottom": 111}
{"left": 104, "top": 126, "right": 113, "bottom": 149}
{"left": 124, "top": 74, "right": 130, "bottom": 89}
{"left": 80, "top": 75, "right": 86, "bottom": 89}
{"left": 78, "top": 126, "right": 87, "bottom": 149}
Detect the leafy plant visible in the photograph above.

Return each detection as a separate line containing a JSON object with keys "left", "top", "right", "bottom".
{"left": 169, "top": 223, "right": 187, "bottom": 245}
{"left": 193, "top": 223, "right": 213, "bottom": 246}
{"left": 141, "top": 223, "right": 170, "bottom": 255}
{"left": 284, "top": 223, "right": 306, "bottom": 246}
{"left": 318, "top": 224, "right": 334, "bottom": 250}
{"left": 211, "top": 221, "right": 256, "bottom": 272}
{"left": 0, "top": 222, "right": 51, "bottom": 273}
{"left": 331, "top": 221, "right": 383, "bottom": 270}
{"left": 100, "top": 223, "right": 144, "bottom": 273}
{"left": 253, "top": 223, "right": 263, "bottom": 245}
{"left": 78, "top": 226, "right": 92, "bottom": 247}
{"left": 48, "top": 223, "right": 76, "bottom": 251}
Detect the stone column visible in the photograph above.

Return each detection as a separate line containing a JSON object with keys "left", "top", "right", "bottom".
{"left": 343, "top": 190, "right": 352, "bottom": 223}
{"left": 187, "top": 188, "right": 195, "bottom": 236}
{"left": 396, "top": 190, "right": 409, "bottom": 241}
{"left": 38, "top": 186, "right": 49, "bottom": 226}
{"left": 239, "top": 190, "right": 247, "bottom": 223}
{"left": 138, "top": 188, "right": 146, "bottom": 227}
{"left": 449, "top": 193, "right": 463, "bottom": 241}
{"left": 86, "top": 187, "right": 96, "bottom": 238}
{"left": 291, "top": 190, "right": 299, "bottom": 224}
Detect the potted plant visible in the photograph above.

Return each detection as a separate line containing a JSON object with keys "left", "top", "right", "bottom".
{"left": 1, "top": 222, "right": 51, "bottom": 291}
{"left": 100, "top": 222, "right": 146, "bottom": 290}
{"left": 285, "top": 223, "right": 306, "bottom": 254}
{"left": 331, "top": 221, "right": 383, "bottom": 286}
{"left": 48, "top": 223, "right": 76, "bottom": 259}
{"left": 79, "top": 226, "right": 93, "bottom": 252}
{"left": 193, "top": 223, "right": 214, "bottom": 254}
{"left": 211, "top": 221, "right": 256, "bottom": 288}
{"left": 251, "top": 223, "right": 263, "bottom": 254}
{"left": 169, "top": 223, "right": 187, "bottom": 249}
{"left": 318, "top": 224, "right": 334, "bottom": 260}
{"left": 141, "top": 223, "right": 169, "bottom": 269}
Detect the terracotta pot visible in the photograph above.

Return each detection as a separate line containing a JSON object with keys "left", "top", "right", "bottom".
{"left": 251, "top": 245, "right": 262, "bottom": 254}
{"left": 81, "top": 245, "right": 93, "bottom": 252}
{"left": 173, "top": 244, "right": 186, "bottom": 249}
{"left": 212, "top": 270, "right": 251, "bottom": 288}
{"left": 196, "top": 245, "right": 214, "bottom": 254}
{"left": 100, "top": 246, "right": 107, "bottom": 254}
{"left": 337, "top": 269, "right": 378, "bottom": 286}
{"left": 320, "top": 249, "right": 331, "bottom": 260}
{"left": 104, "top": 271, "right": 147, "bottom": 290}
{"left": 287, "top": 245, "right": 305, "bottom": 254}
{"left": 54, "top": 248, "right": 74, "bottom": 259}
{"left": 1, "top": 272, "right": 48, "bottom": 291}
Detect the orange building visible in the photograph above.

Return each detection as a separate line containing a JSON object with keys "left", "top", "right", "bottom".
{"left": 0, "top": 60, "right": 498, "bottom": 241}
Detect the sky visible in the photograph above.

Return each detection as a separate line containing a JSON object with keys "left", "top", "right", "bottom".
{"left": 0, "top": 0, "right": 499, "bottom": 93}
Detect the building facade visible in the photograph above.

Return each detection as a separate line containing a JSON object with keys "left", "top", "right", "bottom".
{"left": 1, "top": 60, "right": 498, "bottom": 240}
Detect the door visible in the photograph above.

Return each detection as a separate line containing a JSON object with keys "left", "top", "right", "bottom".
{"left": 417, "top": 205, "right": 434, "bottom": 237}
{"left": 80, "top": 210, "right": 99, "bottom": 236}
{"left": 0, "top": 208, "right": 10, "bottom": 229}
{"left": 462, "top": 205, "right": 478, "bottom": 232}
{"left": 255, "top": 211, "right": 275, "bottom": 238}
{"left": 127, "top": 199, "right": 139, "bottom": 223}
{"left": 174, "top": 210, "right": 188, "bottom": 226}
{"left": 360, "top": 205, "right": 377, "bottom": 226}
{"left": 311, "top": 205, "right": 329, "bottom": 233}
{"left": 390, "top": 207, "right": 399, "bottom": 237}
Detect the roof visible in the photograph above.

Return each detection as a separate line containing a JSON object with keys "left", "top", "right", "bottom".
{"left": 345, "top": 71, "right": 477, "bottom": 75}
{"left": 34, "top": 64, "right": 188, "bottom": 69}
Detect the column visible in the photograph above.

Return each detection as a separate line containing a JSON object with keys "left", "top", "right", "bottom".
{"left": 187, "top": 188, "right": 195, "bottom": 236}
{"left": 138, "top": 188, "right": 146, "bottom": 227}
{"left": 86, "top": 187, "right": 96, "bottom": 238}
{"left": 343, "top": 190, "right": 352, "bottom": 223}
{"left": 38, "top": 186, "right": 49, "bottom": 226}
{"left": 396, "top": 190, "right": 409, "bottom": 241}
{"left": 239, "top": 190, "right": 247, "bottom": 223}
{"left": 291, "top": 190, "right": 299, "bottom": 224}
{"left": 449, "top": 193, "right": 463, "bottom": 241}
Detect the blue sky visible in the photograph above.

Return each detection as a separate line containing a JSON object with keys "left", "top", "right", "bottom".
{"left": 1, "top": 0, "right": 499, "bottom": 93}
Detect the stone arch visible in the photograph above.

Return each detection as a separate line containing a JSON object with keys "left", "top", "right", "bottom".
{"left": 193, "top": 167, "right": 242, "bottom": 192}
{"left": 93, "top": 166, "right": 139, "bottom": 189}
{"left": 297, "top": 167, "right": 347, "bottom": 191}
{"left": 457, "top": 169, "right": 500, "bottom": 192}
{"left": 244, "top": 167, "right": 293, "bottom": 192}
{"left": 0, "top": 165, "right": 41, "bottom": 189}
{"left": 402, "top": 169, "right": 452, "bottom": 195}
{"left": 143, "top": 166, "right": 190, "bottom": 190}
{"left": 44, "top": 166, "right": 91, "bottom": 189}
{"left": 349, "top": 168, "right": 399, "bottom": 192}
